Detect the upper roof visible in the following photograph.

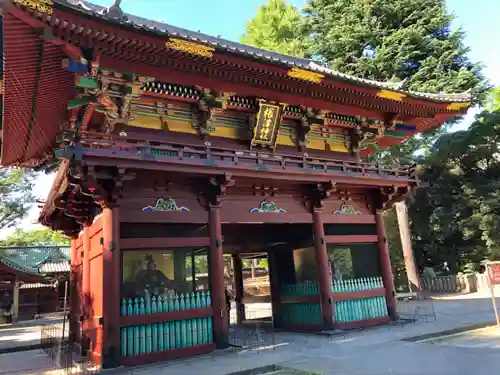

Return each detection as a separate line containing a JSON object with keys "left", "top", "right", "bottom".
{"left": 0, "top": 0, "right": 474, "bottom": 168}
{"left": 55, "top": 0, "right": 471, "bottom": 104}
{"left": 0, "top": 246, "right": 70, "bottom": 276}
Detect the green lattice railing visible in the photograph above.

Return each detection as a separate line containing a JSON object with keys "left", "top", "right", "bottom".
{"left": 120, "top": 292, "right": 213, "bottom": 356}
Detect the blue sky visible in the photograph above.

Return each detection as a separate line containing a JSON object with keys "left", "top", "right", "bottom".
{"left": 1, "top": 0, "right": 499, "bottom": 238}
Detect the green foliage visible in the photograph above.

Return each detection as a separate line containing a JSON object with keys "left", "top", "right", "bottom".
{"left": 408, "top": 111, "right": 500, "bottom": 272}
{"left": 0, "top": 169, "right": 36, "bottom": 231}
{"left": 486, "top": 87, "right": 500, "bottom": 111}
{"left": 383, "top": 208, "right": 408, "bottom": 291}
{"left": 241, "top": 0, "right": 308, "bottom": 57}
{"left": 303, "top": 0, "right": 487, "bottom": 98}
{"left": 0, "top": 228, "right": 70, "bottom": 246}
{"left": 241, "top": 0, "right": 493, "bottom": 277}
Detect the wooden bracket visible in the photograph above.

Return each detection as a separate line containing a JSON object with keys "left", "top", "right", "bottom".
{"left": 305, "top": 180, "right": 337, "bottom": 211}
{"left": 200, "top": 174, "right": 235, "bottom": 208}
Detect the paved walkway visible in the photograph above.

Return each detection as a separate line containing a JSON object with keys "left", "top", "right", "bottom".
{"left": 0, "top": 350, "right": 61, "bottom": 375}
{"left": 113, "top": 294, "right": 500, "bottom": 375}
{"left": 1, "top": 295, "right": 499, "bottom": 374}
{"left": 0, "top": 316, "right": 64, "bottom": 353}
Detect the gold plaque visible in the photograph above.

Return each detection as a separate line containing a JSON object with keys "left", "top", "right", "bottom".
{"left": 251, "top": 102, "right": 283, "bottom": 149}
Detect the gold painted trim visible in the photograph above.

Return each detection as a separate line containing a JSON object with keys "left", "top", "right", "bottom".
{"left": 165, "top": 38, "right": 214, "bottom": 58}
{"left": 13, "top": 0, "right": 53, "bottom": 14}
{"left": 446, "top": 102, "right": 471, "bottom": 111}
{"left": 287, "top": 68, "right": 324, "bottom": 83}
{"left": 377, "top": 90, "right": 406, "bottom": 101}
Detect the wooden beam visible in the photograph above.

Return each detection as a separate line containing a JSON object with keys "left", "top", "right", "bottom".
{"left": 121, "top": 237, "right": 210, "bottom": 249}
{"left": 324, "top": 235, "right": 378, "bottom": 244}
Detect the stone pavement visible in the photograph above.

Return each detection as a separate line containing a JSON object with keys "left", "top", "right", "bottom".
{"left": 0, "top": 349, "right": 61, "bottom": 375}
{"left": 425, "top": 326, "right": 500, "bottom": 349}
{"left": 0, "top": 316, "right": 63, "bottom": 353}
{"left": 112, "top": 294, "right": 500, "bottom": 375}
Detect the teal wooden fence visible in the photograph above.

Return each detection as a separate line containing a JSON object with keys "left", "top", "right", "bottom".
{"left": 332, "top": 277, "right": 388, "bottom": 323}
{"left": 280, "top": 281, "right": 322, "bottom": 326}
{"left": 120, "top": 291, "right": 213, "bottom": 357}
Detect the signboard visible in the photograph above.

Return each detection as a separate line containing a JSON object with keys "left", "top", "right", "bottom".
{"left": 488, "top": 262, "right": 500, "bottom": 285}
{"left": 251, "top": 101, "right": 283, "bottom": 149}
{"left": 486, "top": 262, "right": 500, "bottom": 327}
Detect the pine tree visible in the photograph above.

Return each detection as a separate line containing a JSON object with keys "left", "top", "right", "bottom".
{"left": 241, "top": 0, "right": 308, "bottom": 57}
{"left": 303, "top": 0, "right": 487, "bottom": 97}
{"left": 0, "top": 169, "right": 35, "bottom": 232}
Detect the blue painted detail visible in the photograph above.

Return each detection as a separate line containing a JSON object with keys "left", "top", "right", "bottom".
{"left": 204, "top": 159, "right": 217, "bottom": 167}
{"left": 395, "top": 123, "right": 417, "bottom": 132}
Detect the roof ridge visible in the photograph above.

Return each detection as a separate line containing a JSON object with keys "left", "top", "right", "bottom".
{"left": 53, "top": 0, "right": 473, "bottom": 103}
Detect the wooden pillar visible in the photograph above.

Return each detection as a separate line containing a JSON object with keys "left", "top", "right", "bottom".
{"left": 69, "top": 238, "right": 77, "bottom": 343}
{"left": 395, "top": 201, "right": 421, "bottom": 292}
{"left": 312, "top": 210, "right": 334, "bottom": 328}
{"left": 232, "top": 254, "right": 245, "bottom": 324}
{"left": 82, "top": 226, "right": 91, "bottom": 321}
{"left": 267, "top": 250, "right": 282, "bottom": 328}
{"left": 101, "top": 207, "right": 120, "bottom": 368}
{"left": 208, "top": 205, "right": 228, "bottom": 348}
{"left": 376, "top": 212, "right": 397, "bottom": 319}
{"left": 12, "top": 277, "right": 19, "bottom": 323}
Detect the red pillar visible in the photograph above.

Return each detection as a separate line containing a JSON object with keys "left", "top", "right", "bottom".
{"left": 82, "top": 226, "right": 91, "bottom": 321}
{"left": 69, "top": 238, "right": 78, "bottom": 343}
{"left": 376, "top": 212, "right": 397, "bottom": 319}
{"left": 209, "top": 205, "right": 228, "bottom": 348}
{"left": 312, "top": 210, "right": 334, "bottom": 328}
{"left": 101, "top": 207, "right": 121, "bottom": 368}
{"left": 232, "top": 254, "right": 245, "bottom": 324}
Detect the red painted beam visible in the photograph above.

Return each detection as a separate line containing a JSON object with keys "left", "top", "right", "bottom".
{"left": 321, "top": 214, "right": 376, "bottom": 224}
{"left": 80, "top": 153, "right": 415, "bottom": 188}
{"left": 324, "top": 235, "right": 378, "bottom": 244}
{"left": 120, "top": 210, "right": 209, "bottom": 224}
{"left": 120, "top": 237, "right": 211, "bottom": 250}
{"left": 332, "top": 288, "right": 386, "bottom": 301}
{"left": 99, "top": 55, "right": 385, "bottom": 119}
{"left": 119, "top": 307, "right": 213, "bottom": 327}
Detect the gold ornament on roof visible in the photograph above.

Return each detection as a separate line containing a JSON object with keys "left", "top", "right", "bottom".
{"left": 287, "top": 68, "right": 324, "bottom": 83}
{"left": 446, "top": 102, "right": 471, "bottom": 111}
{"left": 165, "top": 38, "right": 215, "bottom": 58}
{"left": 377, "top": 90, "right": 406, "bottom": 101}
{"left": 13, "top": 0, "right": 53, "bottom": 14}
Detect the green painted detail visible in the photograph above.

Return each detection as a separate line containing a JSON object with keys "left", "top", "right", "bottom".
{"left": 279, "top": 282, "right": 322, "bottom": 326}
{"left": 68, "top": 97, "right": 94, "bottom": 110}
{"left": 307, "top": 135, "right": 345, "bottom": 142}
{"left": 76, "top": 76, "right": 99, "bottom": 89}
{"left": 332, "top": 277, "right": 389, "bottom": 323}
{"left": 250, "top": 200, "right": 286, "bottom": 213}
{"left": 370, "top": 144, "right": 380, "bottom": 152}
{"left": 120, "top": 292, "right": 213, "bottom": 356}
{"left": 385, "top": 131, "right": 407, "bottom": 139}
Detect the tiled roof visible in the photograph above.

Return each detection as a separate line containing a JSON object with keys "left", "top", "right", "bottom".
{"left": 0, "top": 246, "right": 70, "bottom": 269}
{"left": 54, "top": 0, "right": 472, "bottom": 103}
{"left": 0, "top": 246, "right": 70, "bottom": 276}
{"left": 38, "top": 261, "right": 70, "bottom": 273}
{"left": 0, "top": 255, "right": 40, "bottom": 276}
